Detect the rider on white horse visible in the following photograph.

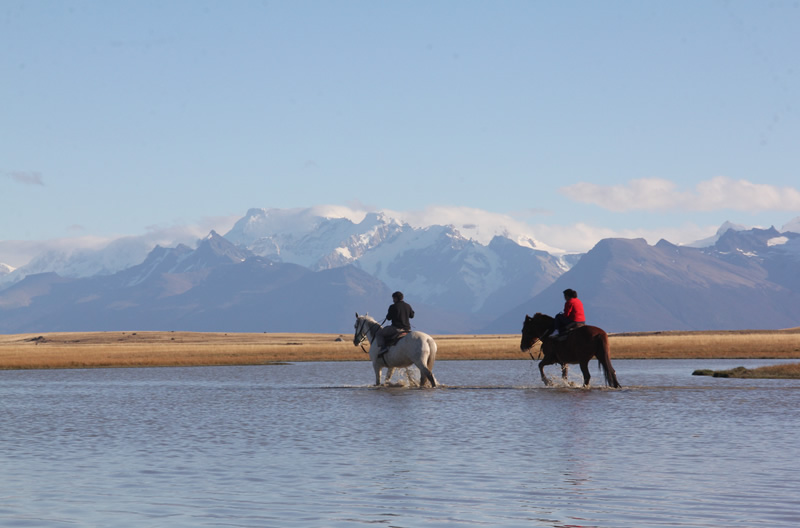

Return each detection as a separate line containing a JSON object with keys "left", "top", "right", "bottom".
{"left": 354, "top": 312, "right": 438, "bottom": 387}
{"left": 375, "top": 291, "right": 414, "bottom": 358}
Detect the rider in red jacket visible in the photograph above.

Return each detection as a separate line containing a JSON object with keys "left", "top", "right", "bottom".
{"left": 554, "top": 288, "right": 585, "bottom": 336}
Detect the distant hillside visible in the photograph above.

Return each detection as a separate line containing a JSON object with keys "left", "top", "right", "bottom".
{"left": 487, "top": 232, "right": 800, "bottom": 333}
{"left": 2, "top": 209, "right": 800, "bottom": 334}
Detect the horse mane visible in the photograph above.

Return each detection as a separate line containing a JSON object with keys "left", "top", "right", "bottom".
{"left": 358, "top": 313, "right": 378, "bottom": 324}
{"left": 533, "top": 312, "right": 554, "bottom": 323}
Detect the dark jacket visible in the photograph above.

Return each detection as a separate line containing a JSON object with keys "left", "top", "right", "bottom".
{"left": 386, "top": 300, "right": 414, "bottom": 331}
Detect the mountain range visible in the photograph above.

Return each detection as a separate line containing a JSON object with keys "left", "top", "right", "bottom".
{"left": 1, "top": 208, "right": 799, "bottom": 334}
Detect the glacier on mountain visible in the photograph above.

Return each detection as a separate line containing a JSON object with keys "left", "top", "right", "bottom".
{"left": 223, "top": 208, "right": 568, "bottom": 313}
{"left": 3, "top": 210, "right": 800, "bottom": 333}
{"left": 4, "top": 208, "right": 800, "bottom": 327}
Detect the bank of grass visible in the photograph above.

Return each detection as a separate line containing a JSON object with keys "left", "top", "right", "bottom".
{"left": 692, "top": 363, "right": 800, "bottom": 379}
{"left": 0, "top": 328, "right": 798, "bottom": 370}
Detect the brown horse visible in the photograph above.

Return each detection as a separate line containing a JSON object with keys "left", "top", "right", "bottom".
{"left": 520, "top": 313, "right": 621, "bottom": 388}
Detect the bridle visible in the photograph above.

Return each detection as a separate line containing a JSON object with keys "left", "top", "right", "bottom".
{"left": 521, "top": 319, "right": 551, "bottom": 358}
{"left": 354, "top": 317, "right": 380, "bottom": 350}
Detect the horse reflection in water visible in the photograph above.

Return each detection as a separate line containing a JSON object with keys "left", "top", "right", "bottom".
{"left": 520, "top": 313, "right": 621, "bottom": 388}
{"left": 353, "top": 313, "right": 438, "bottom": 387}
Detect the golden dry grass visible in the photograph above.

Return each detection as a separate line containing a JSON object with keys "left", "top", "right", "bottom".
{"left": 0, "top": 328, "right": 798, "bottom": 370}
{"left": 607, "top": 329, "right": 800, "bottom": 359}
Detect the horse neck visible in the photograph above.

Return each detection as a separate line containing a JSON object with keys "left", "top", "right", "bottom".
{"left": 364, "top": 320, "right": 382, "bottom": 343}
{"left": 523, "top": 321, "right": 552, "bottom": 345}
{"left": 534, "top": 315, "right": 554, "bottom": 335}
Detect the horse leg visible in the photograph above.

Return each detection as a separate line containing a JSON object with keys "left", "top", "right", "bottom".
{"left": 426, "top": 347, "right": 436, "bottom": 374}
{"left": 373, "top": 364, "right": 383, "bottom": 386}
{"left": 385, "top": 367, "right": 396, "bottom": 384}
{"left": 415, "top": 362, "right": 436, "bottom": 388}
{"left": 579, "top": 361, "right": 591, "bottom": 387}
{"left": 414, "top": 340, "right": 438, "bottom": 388}
{"left": 539, "top": 359, "right": 553, "bottom": 386}
{"left": 417, "top": 363, "right": 428, "bottom": 387}
{"left": 595, "top": 334, "right": 621, "bottom": 388}
{"left": 424, "top": 366, "right": 437, "bottom": 387}
{"left": 561, "top": 364, "right": 569, "bottom": 381}
{"left": 427, "top": 340, "right": 438, "bottom": 387}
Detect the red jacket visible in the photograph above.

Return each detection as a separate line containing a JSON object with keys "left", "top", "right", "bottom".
{"left": 564, "top": 298, "right": 585, "bottom": 323}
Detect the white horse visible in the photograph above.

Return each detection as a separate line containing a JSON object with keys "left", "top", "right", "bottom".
{"left": 353, "top": 313, "right": 438, "bottom": 387}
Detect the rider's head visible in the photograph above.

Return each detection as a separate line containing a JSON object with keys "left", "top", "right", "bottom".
{"left": 563, "top": 288, "right": 577, "bottom": 299}
{"left": 392, "top": 291, "right": 404, "bottom": 302}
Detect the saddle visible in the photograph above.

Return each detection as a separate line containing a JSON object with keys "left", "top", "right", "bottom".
{"left": 385, "top": 330, "right": 409, "bottom": 348}
{"left": 554, "top": 321, "right": 585, "bottom": 341}
{"left": 377, "top": 330, "right": 410, "bottom": 363}
{"left": 386, "top": 330, "right": 411, "bottom": 346}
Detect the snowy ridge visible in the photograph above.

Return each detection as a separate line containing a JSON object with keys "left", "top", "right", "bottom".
{"left": 0, "top": 206, "right": 572, "bottom": 288}
{"left": 2, "top": 212, "right": 800, "bottom": 333}
{"left": 3, "top": 208, "right": 800, "bottom": 329}
{"left": 225, "top": 208, "right": 400, "bottom": 269}
{"left": 225, "top": 209, "right": 567, "bottom": 312}
{"left": 0, "top": 238, "right": 151, "bottom": 285}
{"left": 0, "top": 207, "right": 571, "bottom": 319}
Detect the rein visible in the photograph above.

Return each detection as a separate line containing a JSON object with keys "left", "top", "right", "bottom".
{"left": 356, "top": 318, "right": 394, "bottom": 366}
{"left": 524, "top": 325, "right": 551, "bottom": 361}
{"left": 355, "top": 318, "right": 381, "bottom": 352}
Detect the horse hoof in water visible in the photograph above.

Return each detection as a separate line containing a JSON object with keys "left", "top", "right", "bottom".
{"left": 521, "top": 313, "right": 621, "bottom": 388}
{"left": 354, "top": 313, "right": 439, "bottom": 389}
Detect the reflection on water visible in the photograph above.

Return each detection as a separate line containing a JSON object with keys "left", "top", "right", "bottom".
{"left": 1, "top": 360, "right": 799, "bottom": 527}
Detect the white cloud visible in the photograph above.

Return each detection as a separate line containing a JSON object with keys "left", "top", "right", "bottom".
{"left": 0, "top": 216, "right": 240, "bottom": 270}
{"left": 0, "top": 237, "right": 109, "bottom": 269}
{"left": 528, "top": 222, "right": 718, "bottom": 254}
{"left": 382, "top": 206, "right": 720, "bottom": 254}
{"left": 783, "top": 217, "right": 800, "bottom": 233}
{"left": 144, "top": 214, "right": 241, "bottom": 242}
{"left": 561, "top": 177, "right": 800, "bottom": 212}
{"left": 312, "top": 205, "right": 720, "bottom": 255}
{"left": 0, "top": 206, "right": 746, "bottom": 273}
{"left": 388, "top": 205, "right": 518, "bottom": 234}
{"left": 385, "top": 205, "right": 550, "bottom": 247}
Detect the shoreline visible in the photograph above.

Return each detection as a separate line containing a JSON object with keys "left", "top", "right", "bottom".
{"left": 1, "top": 329, "right": 799, "bottom": 370}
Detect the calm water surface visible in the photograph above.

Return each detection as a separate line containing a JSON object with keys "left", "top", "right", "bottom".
{"left": 1, "top": 359, "right": 799, "bottom": 527}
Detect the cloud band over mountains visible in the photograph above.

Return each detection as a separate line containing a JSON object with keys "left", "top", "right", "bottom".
{"left": 562, "top": 177, "right": 800, "bottom": 212}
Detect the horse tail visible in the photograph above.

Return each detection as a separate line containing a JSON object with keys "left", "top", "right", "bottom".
{"left": 595, "top": 333, "right": 621, "bottom": 388}
{"left": 426, "top": 335, "right": 437, "bottom": 372}
{"left": 417, "top": 335, "right": 437, "bottom": 387}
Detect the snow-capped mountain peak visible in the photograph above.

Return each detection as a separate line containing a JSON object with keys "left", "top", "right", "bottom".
{"left": 783, "top": 216, "right": 800, "bottom": 234}
{"left": 3, "top": 211, "right": 800, "bottom": 334}
{"left": 224, "top": 207, "right": 407, "bottom": 270}
{"left": 687, "top": 220, "right": 751, "bottom": 247}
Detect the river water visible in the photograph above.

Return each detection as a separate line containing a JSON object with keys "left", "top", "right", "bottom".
{"left": 1, "top": 359, "right": 799, "bottom": 527}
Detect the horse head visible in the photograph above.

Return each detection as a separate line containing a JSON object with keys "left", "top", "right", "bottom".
{"left": 520, "top": 313, "right": 554, "bottom": 352}
{"left": 353, "top": 312, "right": 375, "bottom": 346}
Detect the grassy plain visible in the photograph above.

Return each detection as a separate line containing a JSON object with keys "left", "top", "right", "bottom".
{"left": 0, "top": 328, "right": 799, "bottom": 370}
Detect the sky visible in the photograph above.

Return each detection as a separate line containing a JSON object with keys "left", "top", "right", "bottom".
{"left": 2, "top": 0, "right": 800, "bottom": 268}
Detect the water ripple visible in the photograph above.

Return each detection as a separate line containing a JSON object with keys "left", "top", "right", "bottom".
{"left": 1, "top": 360, "right": 799, "bottom": 527}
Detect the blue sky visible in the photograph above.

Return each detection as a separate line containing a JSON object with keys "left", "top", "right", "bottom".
{"left": 2, "top": 0, "right": 799, "bottom": 267}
